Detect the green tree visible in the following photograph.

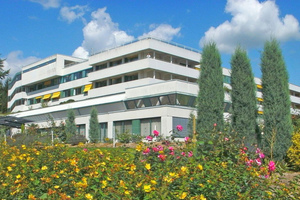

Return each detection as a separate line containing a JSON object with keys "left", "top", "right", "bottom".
{"left": 261, "top": 39, "right": 293, "bottom": 161}
{"left": 196, "top": 42, "right": 224, "bottom": 139}
{"left": 0, "top": 57, "right": 10, "bottom": 114}
{"left": 65, "top": 109, "right": 77, "bottom": 141}
{"left": 0, "top": 56, "right": 9, "bottom": 80}
{"left": 230, "top": 46, "right": 257, "bottom": 144}
{"left": 89, "top": 107, "right": 100, "bottom": 143}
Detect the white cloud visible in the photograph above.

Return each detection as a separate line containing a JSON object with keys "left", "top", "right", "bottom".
{"left": 59, "top": 5, "right": 88, "bottom": 24}
{"left": 29, "top": 0, "right": 61, "bottom": 9}
{"left": 138, "top": 24, "right": 181, "bottom": 41}
{"left": 72, "top": 7, "right": 134, "bottom": 59}
{"left": 200, "top": 0, "right": 300, "bottom": 53}
{"left": 3, "top": 51, "right": 40, "bottom": 78}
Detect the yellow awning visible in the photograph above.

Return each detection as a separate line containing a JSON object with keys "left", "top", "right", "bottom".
{"left": 258, "top": 111, "right": 264, "bottom": 115}
{"left": 257, "top": 84, "right": 262, "bottom": 89}
{"left": 51, "top": 92, "right": 61, "bottom": 99}
{"left": 83, "top": 84, "right": 92, "bottom": 92}
{"left": 42, "top": 94, "right": 51, "bottom": 100}
{"left": 257, "top": 98, "right": 263, "bottom": 102}
{"left": 35, "top": 96, "right": 42, "bottom": 99}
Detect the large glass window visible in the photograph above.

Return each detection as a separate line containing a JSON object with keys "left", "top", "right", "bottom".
{"left": 77, "top": 124, "right": 86, "bottom": 136}
{"left": 114, "top": 120, "right": 132, "bottom": 135}
{"left": 172, "top": 117, "right": 189, "bottom": 138}
{"left": 99, "top": 123, "right": 107, "bottom": 142}
{"left": 140, "top": 118, "right": 161, "bottom": 137}
{"left": 95, "top": 80, "right": 107, "bottom": 88}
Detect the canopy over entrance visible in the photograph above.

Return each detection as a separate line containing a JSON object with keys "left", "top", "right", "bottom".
{"left": 0, "top": 116, "right": 33, "bottom": 128}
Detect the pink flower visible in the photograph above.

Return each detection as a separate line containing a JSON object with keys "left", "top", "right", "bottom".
{"left": 152, "top": 147, "right": 159, "bottom": 152}
{"left": 268, "top": 161, "right": 276, "bottom": 172}
{"left": 176, "top": 156, "right": 181, "bottom": 159}
{"left": 146, "top": 135, "right": 153, "bottom": 141}
{"left": 168, "top": 146, "right": 174, "bottom": 151}
{"left": 259, "top": 153, "right": 265, "bottom": 159}
{"left": 213, "top": 123, "right": 217, "bottom": 127}
{"left": 83, "top": 148, "right": 88, "bottom": 152}
{"left": 246, "top": 159, "right": 253, "bottom": 166}
{"left": 255, "top": 158, "right": 262, "bottom": 166}
{"left": 176, "top": 125, "right": 183, "bottom": 132}
{"left": 153, "top": 130, "right": 159, "bottom": 137}
{"left": 181, "top": 152, "right": 186, "bottom": 157}
{"left": 224, "top": 137, "right": 229, "bottom": 141}
{"left": 158, "top": 154, "right": 166, "bottom": 161}
{"left": 184, "top": 137, "right": 190, "bottom": 142}
{"left": 143, "top": 148, "right": 150, "bottom": 155}
{"left": 157, "top": 145, "right": 164, "bottom": 151}
{"left": 255, "top": 148, "right": 261, "bottom": 154}
{"left": 169, "top": 151, "right": 174, "bottom": 155}
{"left": 188, "top": 151, "right": 193, "bottom": 157}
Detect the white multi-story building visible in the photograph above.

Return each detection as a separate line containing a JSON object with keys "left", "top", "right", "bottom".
{"left": 8, "top": 38, "right": 300, "bottom": 140}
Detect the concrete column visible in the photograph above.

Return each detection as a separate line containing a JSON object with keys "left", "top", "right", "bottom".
{"left": 170, "top": 56, "right": 173, "bottom": 63}
{"left": 107, "top": 121, "right": 114, "bottom": 138}
{"left": 85, "top": 121, "right": 90, "bottom": 141}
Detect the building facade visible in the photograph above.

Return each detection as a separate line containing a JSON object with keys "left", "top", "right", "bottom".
{"left": 8, "top": 38, "right": 300, "bottom": 140}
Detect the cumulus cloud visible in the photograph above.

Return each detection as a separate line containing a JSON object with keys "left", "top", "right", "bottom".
{"left": 200, "top": 0, "right": 300, "bottom": 53}
{"left": 29, "top": 0, "right": 61, "bottom": 9}
{"left": 3, "top": 51, "right": 40, "bottom": 78}
{"left": 72, "top": 7, "right": 134, "bottom": 59}
{"left": 59, "top": 5, "right": 88, "bottom": 24}
{"left": 138, "top": 24, "right": 181, "bottom": 41}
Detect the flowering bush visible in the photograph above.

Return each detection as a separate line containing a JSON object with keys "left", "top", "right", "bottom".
{"left": 0, "top": 127, "right": 299, "bottom": 199}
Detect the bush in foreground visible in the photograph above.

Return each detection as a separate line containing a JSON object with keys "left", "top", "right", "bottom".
{"left": 0, "top": 131, "right": 299, "bottom": 199}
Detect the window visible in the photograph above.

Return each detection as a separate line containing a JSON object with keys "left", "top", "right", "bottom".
{"left": 99, "top": 123, "right": 107, "bottom": 142}
{"left": 109, "top": 59, "right": 122, "bottom": 67}
{"left": 140, "top": 118, "right": 161, "bottom": 136}
{"left": 95, "top": 63, "right": 107, "bottom": 71}
{"left": 73, "top": 71, "right": 82, "bottom": 80}
{"left": 114, "top": 121, "right": 132, "bottom": 135}
{"left": 95, "top": 80, "right": 107, "bottom": 88}
{"left": 74, "top": 87, "right": 82, "bottom": 95}
{"left": 109, "top": 77, "right": 122, "bottom": 85}
{"left": 63, "top": 89, "right": 71, "bottom": 97}
{"left": 125, "top": 74, "right": 138, "bottom": 82}
{"left": 77, "top": 124, "right": 86, "bottom": 136}
{"left": 172, "top": 117, "right": 189, "bottom": 138}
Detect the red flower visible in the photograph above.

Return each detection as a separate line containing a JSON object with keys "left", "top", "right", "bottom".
{"left": 153, "top": 130, "right": 159, "bottom": 137}
{"left": 158, "top": 154, "right": 166, "bottom": 161}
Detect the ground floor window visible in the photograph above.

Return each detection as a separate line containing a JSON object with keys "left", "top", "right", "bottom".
{"left": 99, "top": 123, "right": 107, "bottom": 142}
{"left": 172, "top": 117, "right": 189, "bottom": 138}
{"left": 77, "top": 124, "right": 86, "bottom": 136}
{"left": 140, "top": 118, "right": 161, "bottom": 136}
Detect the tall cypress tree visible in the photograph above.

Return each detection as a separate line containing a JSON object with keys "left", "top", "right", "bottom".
{"left": 89, "top": 107, "right": 100, "bottom": 143}
{"left": 196, "top": 42, "right": 224, "bottom": 139}
{"left": 230, "top": 47, "right": 257, "bottom": 144}
{"left": 66, "top": 109, "right": 77, "bottom": 141}
{"left": 261, "top": 39, "right": 293, "bottom": 161}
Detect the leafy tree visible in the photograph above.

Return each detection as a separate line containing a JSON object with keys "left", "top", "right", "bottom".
{"left": 261, "top": 39, "right": 293, "bottom": 161}
{"left": 196, "top": 42, "right": 224, "bottom": 139}
{"left": 89, "top": 107, "right": 100, "bottom": 143}
{"left": 230, "top": 46, "right": 257, "bottom": 144}
{"left": 65, "top": 109, "right": 77, "bottom": 141}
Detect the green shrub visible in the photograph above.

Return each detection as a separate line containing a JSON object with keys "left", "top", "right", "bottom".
{"left": 117, "top": 132, "right": 142, "bottom": 143}
{"left": 287, "top": 130, "right": 300, "bottom": 171}
{"left": 67, "top": 134, "right": 87, "bottom": 146}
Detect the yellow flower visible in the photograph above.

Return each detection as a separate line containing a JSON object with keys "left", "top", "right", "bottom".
{"left": 22, "top": 145, "right": 26, "bottom": 149}
{"left": 7, "top": 166, "right": 12, "bottom": 171}
{"left": 199, "top": 194, "right": 206, "bottom": 200}
{"left": 28, "top": 194, "right": 36, "bottom": 200}
{"left": 181, "top": 166, "right": 187, "bottom": 173}
{"left": 150, "top": 180, "right": 157, "bottom": 185}
{"left": 179, "top": 192, "right": 188, "bottom": 199}
{"left": 136, "top": 144, "right": 143, "bottom": 151}
{"left": 199, "top": 183, "right": 204, "bottom": 188}
{"left": 130, "top": 164, "right": 136, "bottom": 171}
{"left": 198, "top": 164, "right": 203, "bottom": 171}
{"left": 41, "top": 166, "right": 48, "bottom": 170}
{"left": 101, "top": 180, "right": 107, "bottom": 188}
{"left": 54, "top": 185, "right": 60, "bottom": 189}
{"left": 124, "top": 190, "right": 130, "bottom": 195}
{"left": 120, "top": 180, "right": 126, "bottom": 188}
{"left": 16, "top": 174, "right": 21, "bottom": 179}
{"left": 143, "top": 184, "right": 151, "bottom": 192}
{"left": 221, "top": 162, "right": 227, "bottom": 168}
{"left": 85, "top": 193, "right": 93, "bottom": 199}
{"left": 145, "top": 163, "right": 151, "bottom": 170}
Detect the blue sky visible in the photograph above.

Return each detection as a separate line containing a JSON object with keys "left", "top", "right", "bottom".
{"left": 1, "top": 0, "right": 299, "bottom": 85}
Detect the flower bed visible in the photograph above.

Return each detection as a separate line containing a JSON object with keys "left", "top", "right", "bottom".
{"left": 0, "top": 132, "right": 299, "bottom": 199}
